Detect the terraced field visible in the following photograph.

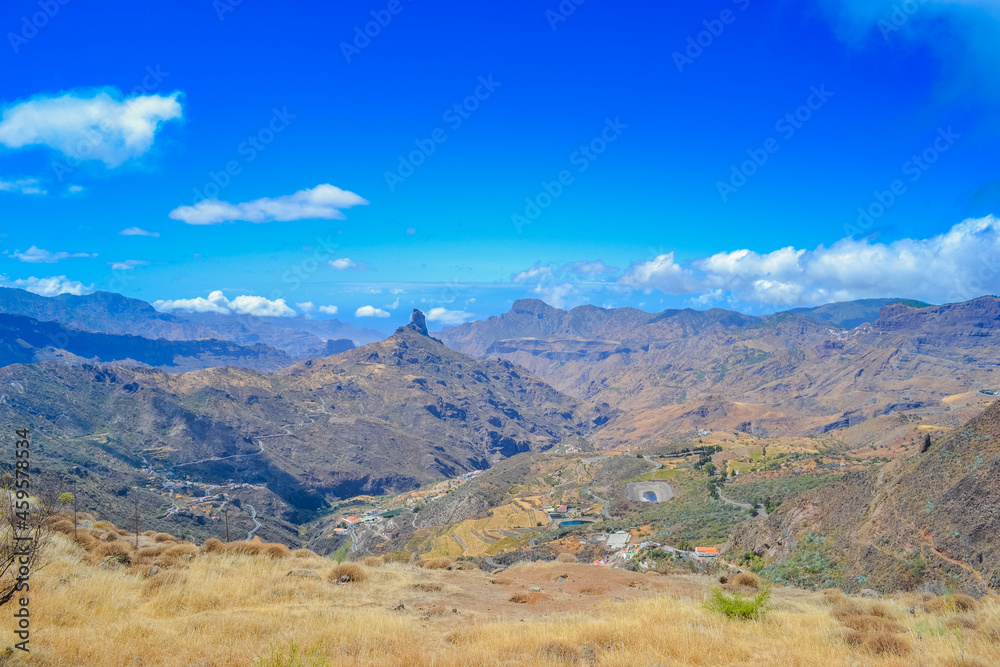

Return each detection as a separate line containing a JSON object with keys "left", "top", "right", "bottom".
{"left": 424, "top": 500, "right": 549, "bottom": 558}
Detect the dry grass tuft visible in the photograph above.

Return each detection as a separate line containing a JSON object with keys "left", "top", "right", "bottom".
{"left": 293, "top": 548, "right": 319, "bottom": 559}
{"left": 261, "top": 543, "right": 290, "bottom": 559}
{"left": 421, "top": 557, "right": 453, "bottom": 570}
{"left": 555, "top": 552, "right": 577, "bottom": 563}
{"left": 536, "top": 639, "right": 582, "bottom": 661}
{"left": 413, "top": 582, "right": 442, "bottom": 592}
{"left": 202, "top": 538, "right": 225, "bottom": 553}
{"left": 359, "top": 556, "right": 383, "bottom": 567}
{"left": 142, "top": 570, "right": 188, "bottom": 594}
{"left": 509, "top": 592, "right": 530, "bottom": 604}
{"left": 953, "top": 593, "right": 978, "bottom": 612}
{"left": 838, "top": 614, "right": 903, "bottom": 634}
{"left": 163, "top": 543, "right": 199, "bottom": 558}
{"left": 926, "top": 593, "right": 978, "bottom": 614}
{"left": 47, "top": 517, "right": 76, "bottom": 535}
{"left": 153, "top": 532, "right": 177, "bottom": 543}
{"left": 226, "top": 541, "right": 264, "bottom": 556}
{"left": 863, "top": 631, "right": 911, "bottom": 656}
{"left": 725, "top": 572, "right": 760, "bottom": 590}
{"left": 92, "top": 540, "right": 133, "bottom": 563}
{"left": 329, "top": 563, "right": 367, "bottom": 583}
{"left": 137, "top": 544, "right": 169, "bottom": 559}
{"left": 73, "top": 529, "right": 99, "bottom": 550}
{"left": 823, "top": 588, "right": 847, "bottom": 605}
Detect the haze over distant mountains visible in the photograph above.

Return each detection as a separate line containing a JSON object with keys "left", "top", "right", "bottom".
{"left": 0, "top": 287, "right": 379, "bottom": 370}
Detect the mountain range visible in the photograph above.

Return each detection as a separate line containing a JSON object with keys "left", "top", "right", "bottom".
{"left": 0, "top": 287, "right": 382, "bottom": 355}
{"left": 439, "top": 297, "right": 1000, "bottom": 441}
{"left": 0, "top": 308, "right": 604, "bottom": 541}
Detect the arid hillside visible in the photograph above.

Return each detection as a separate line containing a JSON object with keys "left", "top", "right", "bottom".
{"left": 440, "top": 297, "right": 1000, "bottom": 441}
{"left": 0, "top": 313, "right": 604, "bottom": 543}
{"left": 727, "top": 399, "right": 1000, "bottom": 594}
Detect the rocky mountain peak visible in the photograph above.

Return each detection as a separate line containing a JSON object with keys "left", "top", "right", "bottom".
{"left": 396, "top": 308, "right": 429, "bottom": 336}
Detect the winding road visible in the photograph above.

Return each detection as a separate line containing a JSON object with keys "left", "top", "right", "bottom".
{"left": 245, "top": 504, "right": 261, "bottom": 540}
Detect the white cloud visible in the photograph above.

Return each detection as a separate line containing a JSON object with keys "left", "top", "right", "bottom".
{"left": 296, "top": 301, "right": 316, "bottom": 313}
{"left": 67, "top": 185, "right": 85, "bottom": 194}
{"left": 11, "top": 246, "right": 96, "bottom": 263}
{"left": 329, "top": 258, "right": 356, "bottom": 270}
{"left": 168, "top": 184, "right": 367, "bottom": 225}
{"left": 0, "top": 178, "right": 46, "bottom": 195}
{"left": 533, "top": 283, "right": 578, "bottom": 309}
{"left": 318, "top": 305, "right": 339, "bottom": 315}
{"left": 384, "top": 297, "right": 400, "bottom": 310}
{"left": 355, "top": 305, "right": 390, "bottom": 318}
{"left": 426, "top": 307, "right": 475, "bottom": 325}
{"left": 109, "top": 260, "right": 148, "bottom": 270}
{"left": 153, "top": 290, "right": 296, "bottom": 317}
{"left": 120, "top": 226, "right": 160, "bottom": 237}
{"left": 512, "top": 263, "right": 553, "bottom": 283}
{"left": 618, "top": 216, "right": 1000, "bottom": 307}
{"left": 618, "top": 252, "right": 700, "bottom": 294}
{"left": 0, "top": 274, "right": 92, "bottom": 296}
{"left": 0, "top": 89, "right": 182, "bottom": 167}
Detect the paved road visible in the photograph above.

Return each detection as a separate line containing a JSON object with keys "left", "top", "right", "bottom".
{"left": 245, "top": 504, "right": 261, "bottom": 540}
{"left": 643, "top": 455, "right": 663, "bottom": 470}
{"left": 717, "top": 490, "right": 755, "bottom": 512}
{"left": 585, "top": 488, "right": 612, "bottom": 520}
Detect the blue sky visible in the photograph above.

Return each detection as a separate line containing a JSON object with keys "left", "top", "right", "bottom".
{"left": 0, "top": 0, "right": 998, "bottom": 331}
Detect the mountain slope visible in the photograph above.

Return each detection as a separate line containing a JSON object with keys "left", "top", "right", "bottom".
{"left": 0, "top": 311, "right": 604, "bottom": 533}
{"left": 726, "top": 397, "right": 1000, "bottom": 594}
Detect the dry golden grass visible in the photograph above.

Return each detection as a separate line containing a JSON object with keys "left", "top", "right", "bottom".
{"left": 25, "top": 533, "right": 1000, "bottom": 666}
{"left": 420, "top": 557, "right": 453, "bottom": 569}
{"left": 555, "top": 552, "right": 577, "bottom": 563}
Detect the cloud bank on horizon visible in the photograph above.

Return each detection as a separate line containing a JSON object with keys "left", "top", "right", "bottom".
{"left": 517, "top": 216, "right": 1000, "bottom": 310}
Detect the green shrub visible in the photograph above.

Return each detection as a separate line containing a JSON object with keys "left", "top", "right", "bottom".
{"left": 704, "top": 585, "right": 771, "bottom": 620}
{"left": 256, "top": 640, "right": 327, "bottom": 667}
